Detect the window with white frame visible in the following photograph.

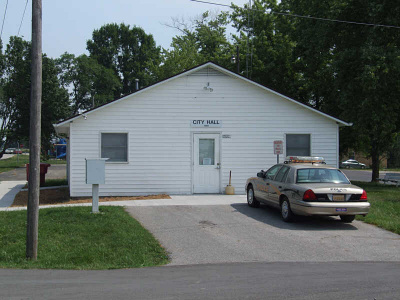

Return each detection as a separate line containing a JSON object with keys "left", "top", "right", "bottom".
{"left": 101, "top": 133, "right": 128, "bottom": 162}
{"left": 286, "top": 134, "right": 311, "bottom": 156}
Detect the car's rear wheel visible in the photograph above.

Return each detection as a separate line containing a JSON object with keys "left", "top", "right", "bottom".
{"left": 340, "top": 215, "right": 355, "bottom": 223}
{"left": 247, "top": 186, "right": 260, "bottom": 208}
{"left": 281, "top": 197, "right": 294, "bottom": 222}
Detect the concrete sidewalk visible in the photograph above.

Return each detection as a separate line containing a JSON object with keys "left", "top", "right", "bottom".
{"left": 0, "top": 194, "right": 247, "bottom": 211}
{"left": 0, "top": 181, "right": 26, "bottom": 208}
{"left": 0, "top": 154, "right": 15, "bottom": 160}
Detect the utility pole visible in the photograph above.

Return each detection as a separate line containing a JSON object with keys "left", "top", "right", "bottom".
{"left": 26, "top": 0, "right": 42, "bottom": 260}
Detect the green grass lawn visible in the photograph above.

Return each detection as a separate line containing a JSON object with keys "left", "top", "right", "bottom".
{"left": 43, "top": 158, "right": 67, "bottom": 165}
{"left": 0, "top": 155, "right": 30, "bottom": 173}
{"left": 23, "top": 178, "right": 68, "bottom": 189}
{"left": 41, "top": 178, "right": 68, "bottom": 187}
{"left": 0, "top": 155, "right": 66, "bottom": 174}
{"left": 353, "top": 181, "right": 400, "bottom": 235}
{"left": 0, "top": 206, "right": 169, "bottom": 269}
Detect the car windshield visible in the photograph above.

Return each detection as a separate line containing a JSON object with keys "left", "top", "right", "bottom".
{"left": 296, "top": 168, "right": 350, "bottom": 184}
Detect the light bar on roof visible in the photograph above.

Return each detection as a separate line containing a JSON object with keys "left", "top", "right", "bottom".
{"left": 285, "top": 156, "right": 325, "bottom": 163}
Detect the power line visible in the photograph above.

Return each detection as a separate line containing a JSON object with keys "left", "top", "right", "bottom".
{"left": 1, "top": 0, "right": 9, "bottom": 40}
{"left": 190, "top": 0, "right": 400, "bottom": 30}
{"left": 18, "top": 0, "right": 29, "bottom": 36}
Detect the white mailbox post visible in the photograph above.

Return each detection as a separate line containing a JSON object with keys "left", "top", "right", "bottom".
{"left": 86, "top": 158, "right": 108, "bottom": 213}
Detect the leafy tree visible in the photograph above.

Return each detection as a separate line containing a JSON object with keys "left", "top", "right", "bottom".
{"left": 279, "top": 0, "right": 340, "bottom": 109}
{"left": 159, "top": 29, "right": 204, "bottom": 79}
{"left": 0, "top": 39, "right": 16, "bottom": 157}
{"left": 56, "top": 53, "right": 121, "bottom": 115}
{"left": 41, "top": 56, "right": 71, "bottom": 151}
{"left": 329, "top": 0, "right": 400, "bottom": 181}
{"left": 160, "top": 11, "right": 235, "bottom": 79}
{"left": 2, "top": 37, "right": 31, "bottom": 154}
{"left": 387, "top": 134, "right": 400, "bottom": 168}
{"left": 232, "top": 0, "right": 400, "bottom": 181}
{"left": 87, "top": 23, "right": 161, "bottom": 96}
{"left": 3, "top": 36, "right": 70, "bottom": 154}
{"left": 194, "top": 12, "right": 232, "bottom": 64}
{"left": 231, "top": 0, "right": 298, "bottom": 97}
{"left": 274, "top": 0, "right": 400, "bottom": 180}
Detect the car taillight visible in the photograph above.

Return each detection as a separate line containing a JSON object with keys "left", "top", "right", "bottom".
{"left": 303, "top": 189, "right": 317, "bottom": 201}
{"left": 360, "top": 190, "right": 367, "bottom": 200}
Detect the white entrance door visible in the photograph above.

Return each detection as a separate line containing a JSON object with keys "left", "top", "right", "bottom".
{"left": 193, "top": 133, "right": 220, "bottom": 193}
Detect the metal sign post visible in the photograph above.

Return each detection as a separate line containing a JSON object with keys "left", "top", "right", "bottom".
{"left": 85, "top": 158, "right": 108, "bottom": 213}
{"left": 92, "top": 184, "right": 99, "bottom": 213}
{"left": 274, "top": 140, "right": 284, "bottom": 163}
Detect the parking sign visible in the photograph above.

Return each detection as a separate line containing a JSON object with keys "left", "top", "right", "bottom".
{"left": 274, "top": 140, "right": 283, "bottom": 155}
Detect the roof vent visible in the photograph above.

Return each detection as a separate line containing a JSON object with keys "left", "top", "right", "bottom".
{"left": 135, "top": 79, "right": 139, "bottom": 91}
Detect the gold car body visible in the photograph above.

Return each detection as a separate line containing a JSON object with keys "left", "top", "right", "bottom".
{"left": 245, "top": 163, "right": 370, "bottom": 217}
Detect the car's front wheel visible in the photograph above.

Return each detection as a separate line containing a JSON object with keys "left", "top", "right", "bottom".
{"left": 340, "top": 215, "right": 355, "bottom": 223}
{"left": 247, "top": 186, "right": 260, "bottom": 208}
{"left": 281, "top": 197, "right": 294, "bottom": 222}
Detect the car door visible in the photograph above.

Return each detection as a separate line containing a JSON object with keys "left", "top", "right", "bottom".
{"left": 258, "top": 165, "right": 282, "bottom": 203}
{"left": 350, "top": 160, "right": 357, "bottom": 168}
{"left": 267, "top": 166, "right": 290, "bottom": 205}
{"left": 253, "top": 173, "right": 267, "bottom": 201}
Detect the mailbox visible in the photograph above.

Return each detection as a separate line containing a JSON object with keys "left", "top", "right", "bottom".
{"left": 86, "top": 158, "right": 108, "bottom": 214}
{"left": 86, "top": 158, "right": 108, "bottom": 184}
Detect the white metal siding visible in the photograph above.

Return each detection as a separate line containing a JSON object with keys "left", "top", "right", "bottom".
{"left": 69, "top": 67, "right": 339, "bottom": 196}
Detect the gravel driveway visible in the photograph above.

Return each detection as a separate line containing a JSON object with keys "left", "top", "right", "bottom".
{"left": 126, "top": 203, "right": 400, "bottom": 266}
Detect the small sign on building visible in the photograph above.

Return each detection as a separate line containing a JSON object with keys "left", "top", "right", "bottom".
{"left": 273, "top": 140, "right": 283, "bottom": 163}
{"left": 273, "top": 140, "right": 283, "bottom": 155}
{"left": 191, "top": 120, "right": 222, "bottom": 127}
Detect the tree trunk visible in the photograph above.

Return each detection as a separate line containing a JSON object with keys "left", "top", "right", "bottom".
{"left": 0, "top": 140, "right": 10, "bottom": 159}
{"left": 371, "top": 146, "right": 380, "bottom": 182}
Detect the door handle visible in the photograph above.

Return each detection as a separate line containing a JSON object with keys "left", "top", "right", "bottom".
{"left": 215, "top": 163, "right": 220, "bottom": 169}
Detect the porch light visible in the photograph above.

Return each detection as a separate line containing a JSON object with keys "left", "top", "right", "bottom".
{"left": 203, "top": 82, "right": 213, "bottom": 92}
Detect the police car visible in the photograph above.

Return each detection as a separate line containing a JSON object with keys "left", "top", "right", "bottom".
{"left": 245, "top": 156, "right": 370, "bottom": 223}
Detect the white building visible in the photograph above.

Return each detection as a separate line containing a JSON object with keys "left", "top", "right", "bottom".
{"left": 54, "top": 62, "right": 350, "bottom": 197}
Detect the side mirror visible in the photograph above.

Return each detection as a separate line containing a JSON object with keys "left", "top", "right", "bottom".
{"left": 257, "top": 170, "right": 266, "bottom": 178}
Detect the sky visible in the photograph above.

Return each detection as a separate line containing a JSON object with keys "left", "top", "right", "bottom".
{"left": 0, "top": 0, "right": 249, "bottom": 59}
